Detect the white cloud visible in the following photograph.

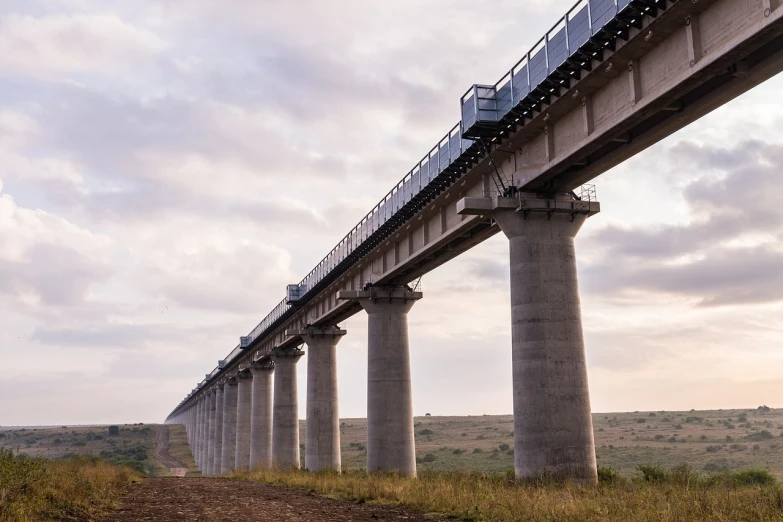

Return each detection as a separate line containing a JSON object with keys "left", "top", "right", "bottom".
{"left": 0, "top": 12, "right": 167, "bottom": 80}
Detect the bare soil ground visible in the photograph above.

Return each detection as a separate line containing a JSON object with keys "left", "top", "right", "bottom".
{"left": 102, "top": 477, "right": 446, "bottom": 521}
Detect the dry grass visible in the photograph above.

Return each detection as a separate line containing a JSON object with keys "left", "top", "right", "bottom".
{"left": 0, "top": 449, "right": 140, "bottom": 521}
{"left": 166, "top": 424, "right": 201, "bottom": 477}
{"left": 234, "top": 467, "right": 783, "bottom": 522}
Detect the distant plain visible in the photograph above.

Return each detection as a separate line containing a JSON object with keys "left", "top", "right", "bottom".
{"left": 3, "top": 407, "right": 782, "bottom": 478}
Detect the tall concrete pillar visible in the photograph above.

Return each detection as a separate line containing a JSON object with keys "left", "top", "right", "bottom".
{"left": 271, "top": 348, "right": 304, "bottom": 469}
{"left": 249, "top": 359, "right": 274, "bottom": 470}
{"left": 221, "top": 377, "right": 239, "bottom": 474}
{"left": 206, "top": 391, "right": 217, "bottom": 476}
{"left": 195, "top": 398, "right": 203, "bottom": 470}
{"left": 200, "top": 396, "right": 209, "bottom": 471}
{"left": 338, "top": 286, "right": 422, "bottom": 477}
{"left": 235, "top": 370, "right": 253, "bottom": 470}
{"left": 211, "top": 384, "right": 224, "bottom": 475}
{"left": 459, "top": 193, "right": 599, "bottom": 483}
{"left": 287, "top": 326, "right": 346, "bottom": 472}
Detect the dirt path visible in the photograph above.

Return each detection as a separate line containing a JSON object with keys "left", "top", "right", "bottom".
{"left": 104, "top": 477, "right": 446, "bottom": 521}
{"left": 152, "top": 425, "right": 188, "bottom": 477}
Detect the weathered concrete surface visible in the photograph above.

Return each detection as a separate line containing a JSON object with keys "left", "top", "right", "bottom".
{"left": 272, "top": 349, "right": 304, "bottom": 469}
{"left": 480, "top": 194, "right": 598, "bottom": 483}
{"left": 339, "top": 287, "right": 421, "bottom": 477}
{"left": 249, "top": 360, "right": 274, "bottom": 470}
{"left": 196, "top": 398, "right": 204, "bottom": 471}
{"left": 212, "top": 385, "right": 224, "bottom": 475}
{"left": 289, "top": 327, "right": 346, "bottom": 472}
{"left": 206, "top": 391, "right": 216, "bottom": 476}
{"left": 235, "top": 370, "right": 253, "bottom": 471}
{"left": 221, "top": 378, "right": 238, "bottom": 474}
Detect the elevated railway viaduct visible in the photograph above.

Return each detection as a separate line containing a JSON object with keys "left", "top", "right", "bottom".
{"left": 166, "top": 0, "right": 783, "bottom": 482}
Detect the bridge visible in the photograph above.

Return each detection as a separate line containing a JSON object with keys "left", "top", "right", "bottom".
{"left": 164, "top": 0, "right": 783, "bottom": 482}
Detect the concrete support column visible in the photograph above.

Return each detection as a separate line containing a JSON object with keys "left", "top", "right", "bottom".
{"left": 272, "top": 348, "right": 304, "bottom": 469}
{"left": 200, "top": 396, "right": 209, "bottom": 471}
{"left": 206, "top": 391, "right": 217, "bottom": 476}
{"left": 234, "top": 370, "right": 253, "bottom": 471}
{"left": 249, "top": 360, "right": 274, "bottom": 470}
{"left": 195, "top": 398, "right": 203, "bottom": 470}
{"left": 288, "top": 326, "right": 346, "bottom": 472}
{"left": 469, "top": 193, "right": 599, "bottom": 483}
{"left": 212, "top": 384, "right": 224, "bottom": 475}
{"left": 338, "top": 286, "right": 422, "bottom": 477}
{"left": 221, "top": 378, "right": 239, "bottom": 474}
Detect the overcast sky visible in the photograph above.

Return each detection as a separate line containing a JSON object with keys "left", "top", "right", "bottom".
{"left": 2, "top": 1, "right": 783, "bottom": 426}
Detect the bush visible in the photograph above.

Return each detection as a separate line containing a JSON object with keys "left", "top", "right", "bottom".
{"left": 108, "top": 426, "right": 120, "bottom": 436}
{"left": 637, "top": 464, "right": 667, "bottom": 483}
{"left": 654, "top": 434, "right": 665, "bottom": 441}
{"left": 498, "top": 444, "right": 510, "bottom": 452}
{"left": 472, "top": 448, "right": 483, "bottom": 454}
{"left": 418, "top": 429, "right": 433, "bottom": 436}
{"left": 452, "top": 449, "right": 464, "bottom": 455}
{"left": 707, "top": 468, "right": 777, "bottom": 486}
{"left": 420, "top": 453, "right": 436, "bottom": 463}
{"left": 597, "top": 465, "right": 619, "bottom": 484}
{"left": 706, "top": 445, "right": 721, "bottom": 453}
{"left": 746, "top": 430, "right": 774, "bottom": 441}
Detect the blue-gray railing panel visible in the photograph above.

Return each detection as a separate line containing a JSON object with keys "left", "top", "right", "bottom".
{"left": 438, "top": 144, "right": 448, "bottom": 171}
{"left": 512, "top": 65, "right": 530, "bottom": 104}
{"left": 618, "top": 0, "right": 631, "bottom": 9}
{"left": 378, "top": 202, "right": 386, "bottom": 226}
{"left": 412, "top": 169, "right": 421, "bottom": 192}
{"left": 529, "top": 47, "right": 548, "bottom": 89}
{"left": 590, "top": 0, "right": 617, "bottom": 33}
{"left": 422, "top": 158, "right": 432, "bottom": 185}
{"left": 547, "top": 28, "right": 568, "bottom": 71}
{"left": 568, "top": 6, "right": 591, "bottom": 50}
{"left": 496, "top": 79, "right": 513, "bottom": 119}
{"left": 449, "top": 134, "right": 461, "bottom": 161}
{"left": 461, "top": 94, "right": 476, "bottom": 125}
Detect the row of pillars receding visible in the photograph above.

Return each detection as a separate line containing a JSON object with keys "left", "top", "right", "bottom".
{"left": 166, "top": 196, "right": 600, "bottom": 483}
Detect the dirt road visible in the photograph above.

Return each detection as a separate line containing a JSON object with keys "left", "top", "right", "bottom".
{"left": 152, "top": 425, "right": 188, "bottom": 477}
{"left": 103, "top": 477, "right": 446, "bottom": 521}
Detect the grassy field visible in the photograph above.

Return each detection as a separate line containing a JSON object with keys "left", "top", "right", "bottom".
{"left": 4, "top": 406, "right": 783, "bottom": 480}
{"left": 0, "top": 424, "right": 166, "bottom": 476}
{"left": 0, "top": 448, "right": 140, "bottom": 521}
{"left": 235, "top": 466, "right": 783, "bottom": 522}
{"left": 331, "top": 407, "right": 783, "bottom": 478}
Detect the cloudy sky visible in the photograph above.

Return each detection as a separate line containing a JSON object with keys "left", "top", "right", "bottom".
{"left": 1, "top": 1, "right": 782, "bottom": 426}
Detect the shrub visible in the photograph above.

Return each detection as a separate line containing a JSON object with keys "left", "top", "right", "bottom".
{"left": 654, "top": 434, "right": 665, "bottom": 441}
{"left": 705, "top": 445, "right": 721, "bottom": 453}
{"left": 597, "top": 465, "right": 619, "bottom": 484}
{"left": 637, "top": 464, "right": 667, "bottom": 483}
{"left": 108, "top": 426, "right": 120, "bottom": 436}
{"left": 498, "top": 443, "right": 510, "bottom": 452}
{"left": 452, "top": 449, "right": 464, "bottom": 455}
{"left": 420, "top": 453, "right": 436, "bottom": 463}
{"left": 472, "top": 448, "right": 483, "bottom": 454}
{"left": 418, "top": 429, "right": 433, "bottom": 436}
{"left": 746, "top": 430, "right": 774, "bottom": 441}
